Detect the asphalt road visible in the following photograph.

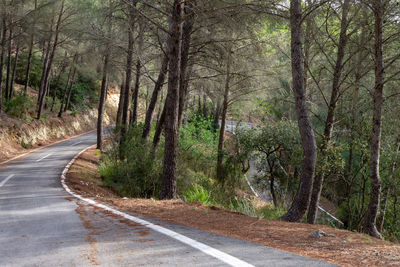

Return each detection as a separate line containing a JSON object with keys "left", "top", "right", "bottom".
{"left": 0, "top": 130, "right": 336, "bottom": 267}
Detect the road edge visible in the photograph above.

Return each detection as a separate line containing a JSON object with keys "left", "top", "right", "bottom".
{"left": 61, "top": 145, "right": 255, "bottom": 267}
{"left": 0, "top": 129, "right": 96, "bottom": 166}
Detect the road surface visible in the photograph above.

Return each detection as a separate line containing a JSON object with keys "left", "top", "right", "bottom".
{"left": 0, "top": 130, "right": 335, "bottom": 266}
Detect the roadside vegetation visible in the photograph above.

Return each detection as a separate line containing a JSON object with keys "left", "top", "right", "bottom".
{"left": 1, "top": 0, "right": 400, "bottom": 244}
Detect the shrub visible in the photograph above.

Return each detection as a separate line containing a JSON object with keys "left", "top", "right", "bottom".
{"left": 100, "top": 125, "right": 162, "bottom": 198}
{"left": 4, "top": 93, "right": 34, "bottom": 119}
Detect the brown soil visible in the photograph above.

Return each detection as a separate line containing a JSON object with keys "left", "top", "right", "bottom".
{"left": 66, "top": 147, "right": 400, "bottom": 267}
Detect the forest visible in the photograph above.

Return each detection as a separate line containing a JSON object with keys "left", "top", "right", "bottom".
{"left": 1, "top": 0, "right": 400, "bottom": 243}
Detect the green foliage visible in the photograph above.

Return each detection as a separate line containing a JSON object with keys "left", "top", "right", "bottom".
{"left": 15, "top": 50, "right": 43, "bottom": 89}
{"left": 182, "top": 184, "right": 211, "bottom": 205}
{"left": 229, "top": 197, "right": 258, "bottom": 217}
{"left": 100, "top": 125, "right": 163, "bottom": 198}
{"left": 235, "top": 120, "right": 302, "bottom": 206}
{"left": 4, "top": 93, "right": 34, "bottom": 119}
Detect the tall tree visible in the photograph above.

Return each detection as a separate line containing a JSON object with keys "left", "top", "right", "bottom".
{"left": 159, "top": 0, "right": 184, "bottom": 200}
{"left": 307, "top": 0, "right": 351, "bottom": 224}
{"left": 120, "top": 1, "right": 137, "bottom": 139}
{"left": 364, "top": 0, "right": 384, "bottom": 239}
{"left": 97, "top": 0, "right": 113, "bottom": 150}
{"left": 281, "top": 0, "right": 317, "bottom": 222}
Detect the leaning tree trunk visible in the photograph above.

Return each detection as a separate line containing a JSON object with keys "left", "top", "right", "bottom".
{"left": 142, "top": 55, "right": 168, "bottom": 139}
{"left": 280, "top": 0, "right": 317, "bottom": 222}
{"left": 307, "top": 0, "right": 350, "bottom": 224}
{"left": 216, "top": 48, "right": 232, "bottom": 183}
{"left": 159, "top": 0, "right": 184, "bottom": 200}
{"left": 364, "top": 0, "right": 384, "bottom": 239}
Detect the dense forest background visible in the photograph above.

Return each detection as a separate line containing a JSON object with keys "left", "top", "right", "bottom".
{"left": 1, "top": 0, "right": 400, "bottom": 241}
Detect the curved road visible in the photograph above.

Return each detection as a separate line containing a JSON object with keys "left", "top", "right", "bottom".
{"left": 0, "top": 130, "right": 335, "bottom": 266}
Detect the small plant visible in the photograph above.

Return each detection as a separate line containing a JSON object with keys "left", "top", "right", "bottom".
{"left": 182, "top": 184, "right": 212, "bottom": 205}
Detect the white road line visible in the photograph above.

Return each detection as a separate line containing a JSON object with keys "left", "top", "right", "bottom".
{"left": 0, "top": 174, "right": 15, "bottom": 188}
{"left": 61, "top": 147, "right": 255, "bottom": 267}
{"left": 36, "top": 153, "right": 53, "bottom": 162}
{"left": 73, "top": 141, "right": 82, "bottom": 146}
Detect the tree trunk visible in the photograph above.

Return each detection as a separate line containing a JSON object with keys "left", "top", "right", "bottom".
{"left": 130, "top": 21, "right": 144, "bottom": 125}
{"left": 51, "top": 51, "right": 68, "bottom": 111}
{"left": 0, "top": 18, "right": 7, "bottom": 112}
{"left": 116, "top": 76, "right": 125, "bottom": 126}
{"left": 307, "top": 0, "right": 350, "bottom": 224}
{"left": 160, "top": 0, "right": 184, "bottom": 200}
{"left": 216, "top": 48, "right": 232, "bottom": 183}
{"left": 153, "top": 104, "right": 165, "bottom": 149}
{"left": 23, "top": 0, "right": 37, "bottom": 95}
{"left": 142, "top": 55, "right": 168, "bottom": 139}
{"left": 178, "top": 4, "right": 195, "bottom": 126}
{"left": 281, "top": 0, "right": 317, "bottom": 222}
{"left": 364, "top": 0, "right": 384, "bottom": 239}
{"left": 97, "top": 52, "right": 110, "bottom": 150}
{"left": 37, "top": 1, "right": 64, "bottom": 119}
{"left": 58, "top": 65, "right": 73, "bottom": 118}
{"left": 9, "top": 39, "right": 20, "bottom": 99}
{"left": 5, "top": 19, "right": 13, "bottom": 100}
{"left": 64, "top": 68, "right": 76, "bottom": 112}
{"left": 120, "top": 2, "right": 136, "bottom": 139}
{"left": 213, "top": 98, "right": 221, "bottom": 132}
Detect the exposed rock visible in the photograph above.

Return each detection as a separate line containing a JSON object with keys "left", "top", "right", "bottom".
{"left": 311, "top": 229, "right": 336, "bottom": 238}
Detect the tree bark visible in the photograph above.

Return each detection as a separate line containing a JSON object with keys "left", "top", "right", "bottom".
{"left": 130, "top": 21, "right": 144, "bottom": 125}
{"left": 120, "top": 2, "right": 136, "bottom": 139}
{"left": 9, "top": 38, "right": 20, "bottom": 99}
{"left": 364, "top": 0, "right": 384, "bottom": 239}
{"left": 97, "top": 52, "right": 110, "bottom": 150}
{"left": 142, "top": 55, "right": 168, "bottom": 139}
{"left": 307, "top": 0, "right": 350, "bottom": 224}
{"left": 116, "top": 76, "right": 125, "bottom": 126}
{"left": 64, "top": 68, "right": 76, "bottom": 112}
{"left": 177, "top": 4, "right": 195, "bottom": 126}
{"left": 281, "top": 0, "right": 317, "bottom": 222}
{"left": 5, "top": 18, "right": 12, "bottom": 100}
{"left": 0, "top": 18, "right": 7, "bottom": 112}
{"left": 216, "top": 48, "right": 232, "bottom": 183}
{"left": 160, "top": 0, "right": 184, "bottom": 200}
{"left": 23, "top": 0, "right": 37, "bottom": 95}
{"left": 58, "top": 64, "right": 73, "bottom": 118}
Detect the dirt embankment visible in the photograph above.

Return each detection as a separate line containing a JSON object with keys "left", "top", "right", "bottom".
{"left": 0, "top": 86, "right": 119, "bottom": 162}
{"left": 66, "top": 147, "right": 400, "bottom": 267}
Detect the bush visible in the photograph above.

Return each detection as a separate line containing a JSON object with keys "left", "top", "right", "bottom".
{"left": 4, "top": 93, "right": 34, "bottom": 119}
{"left": 100, "top": 125, "right": 163, "bottom": 198}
